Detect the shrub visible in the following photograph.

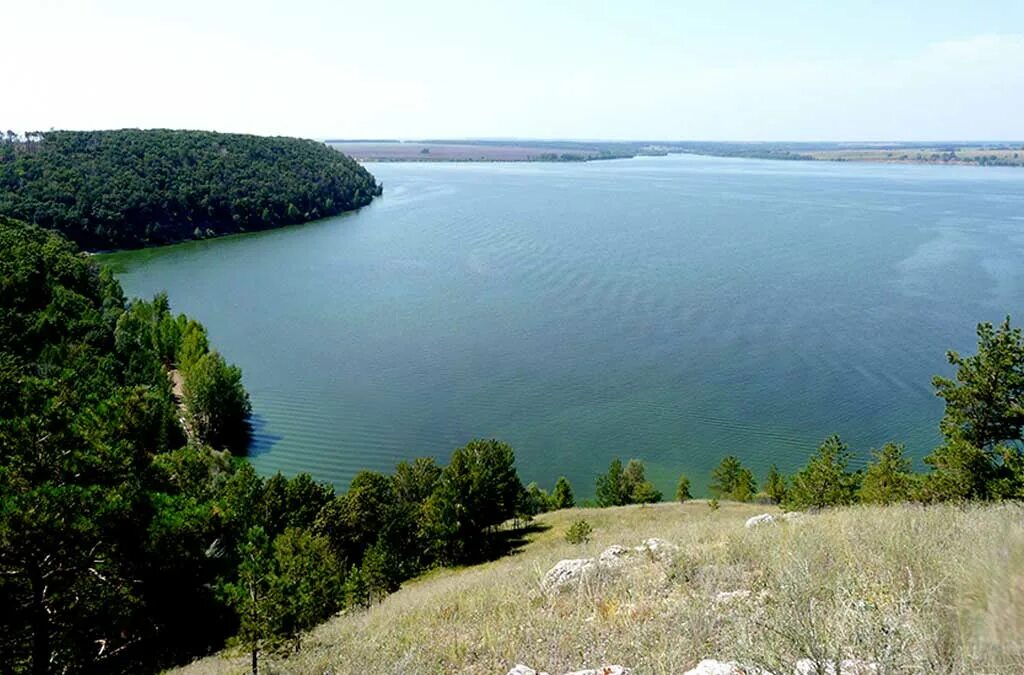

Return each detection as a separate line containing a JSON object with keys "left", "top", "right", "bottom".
{"left": 565, "top": 519, "right": 593, "bottom": 545}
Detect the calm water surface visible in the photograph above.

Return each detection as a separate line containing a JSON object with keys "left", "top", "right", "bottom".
{"left": 101, "top": 155, "right": 1024, "bottom": 495}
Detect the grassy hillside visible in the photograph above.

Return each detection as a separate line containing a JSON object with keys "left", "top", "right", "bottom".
{"left": 173, "top": 501, "right": 1024, "bottom": 674}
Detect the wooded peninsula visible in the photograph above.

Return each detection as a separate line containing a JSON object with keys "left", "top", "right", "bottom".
{"left": 0, "top": 129, "right": 382, "bottom": 250}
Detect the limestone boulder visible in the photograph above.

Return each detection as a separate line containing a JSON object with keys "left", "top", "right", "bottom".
{"left": 541, "top": 558, "right": 595, "bottom": 591}
{"left": 745, "top": 514, "right": 776, "bottom": 529}
{"left": 683, "top": 659, "right": 769, "bottom": 675}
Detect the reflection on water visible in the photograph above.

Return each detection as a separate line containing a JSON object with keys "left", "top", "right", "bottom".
{"left": 100, "top": 155, "right": 1024, "bottom": 495}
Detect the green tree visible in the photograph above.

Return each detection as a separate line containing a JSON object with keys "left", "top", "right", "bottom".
{"left": 934, "top": 318, "right": 1024, "bottom": 450}
{"left": 183, "top": 350, "right": 251, "bottom": 453}
{"left": 622, "top": 459, "right": 662, "bottom": 503}
{"left": 675, "top": 474, "right": 692, "bottom": 502}
{"left": 360, "top": 540, "right": 400, "bottom": 604}
{"left": 595, "top": 457, "right": 626, "bottom": 506}
{"left": 422, "top": 439, "right": 523, "bottom": 564}
{"left": 928, "top": 318, "right": 1024, "bottom": 499}
{"left": 220, "top": 527, "right": 284, "bottom": 675}
{"left": 550, "top": 476, "right": 575, "bottom": 509}
{"left": 519, "top": 482, "right": 550, "bottom": 519}
{"left": 859, "top": 443, "right": 915, "bottom": 504}
{"left": 272, "top": 528, "right": 342, "bottom": 649}
{"left": 784, "top": 436, "right": 859, "bottom": 510}
{"left": 763, "top": 465, "right": 787, "bottom": 504}
{"left": 920, "top": 438, "right": 994, "bottom": 502}
{"left": 709, "top": 456, "right": 757, "bottom": 502}
{"left": 175, "top": 319, "right": 209, "bottom": 372}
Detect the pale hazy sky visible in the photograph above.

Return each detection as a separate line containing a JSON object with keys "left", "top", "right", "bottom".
{"left": 4, "top": 0, "right": 1024, "bottom": 141}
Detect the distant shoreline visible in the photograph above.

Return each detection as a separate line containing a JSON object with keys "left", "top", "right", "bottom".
{"left": 329, "top": 139, "right": 1024, "bottom": 167}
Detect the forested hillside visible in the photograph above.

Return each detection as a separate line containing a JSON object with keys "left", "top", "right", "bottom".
{"left": 0, "top": 129, "right": 382, "bottom": 249}
{"left": 0, "top": 217, "right": 532, "bottom": 674}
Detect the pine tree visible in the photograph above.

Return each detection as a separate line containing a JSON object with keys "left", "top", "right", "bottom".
{"left": 784, "top": 436, "right": 859, "bottom": 510}
{"left": 859, "top": 443, "right": 915, "bottom": 504}
{"left": 551, "top": 476, "right": 575, "bottom": 509}
{"left": 764, "top": 465, "right": 787, "bottom": 504}
{"left": 675, "top": 474, "right": 692, "bottom": 502}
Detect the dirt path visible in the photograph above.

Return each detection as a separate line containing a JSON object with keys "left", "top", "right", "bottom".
{"left": 168, "top": 368, "right": 194, "bottom": 443}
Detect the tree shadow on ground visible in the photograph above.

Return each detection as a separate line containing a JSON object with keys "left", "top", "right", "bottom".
{"left": 476, "top": 520, "right": 551, "bottom": 564}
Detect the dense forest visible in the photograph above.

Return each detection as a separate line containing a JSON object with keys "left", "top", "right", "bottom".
{"left": 0, "top": 216, "right": 541, "bottom": 674}
{"left": 0, "top": 130, "right": 382, "bottom": 250}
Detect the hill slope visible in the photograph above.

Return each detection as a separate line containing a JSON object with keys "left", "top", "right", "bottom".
{"left": 0, "top": 129, "right": 381, "bottom": 249}
{"left": 174, "top": 501, "right": 1024, "bottom": 674}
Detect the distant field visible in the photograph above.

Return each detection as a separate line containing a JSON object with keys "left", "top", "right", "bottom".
{"left": 327, "top": 141, "right": 631, "bottom": 162}
{"left": 806, "top": 146, "right": 1024, "bottom": 166}
{"left": 328, "top": 139, "right": 1024, "bottom": 166}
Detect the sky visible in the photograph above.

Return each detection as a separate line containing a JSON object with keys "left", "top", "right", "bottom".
{"left": 3, "top": 0, "right": 1024, "bottom": 141}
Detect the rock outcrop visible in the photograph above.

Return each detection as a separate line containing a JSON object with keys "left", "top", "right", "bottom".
{"left": 744, "top": 513, "right": 776, "bottom": 528}
{"left": 683, "top": 659, "right": 769, "bottom": 675}
{"left": 541, "top": 539, "right": 678, "bottom": 592}
{"left": 541, "top": 558, "right": 596, "bottom": 591}
{"left": 682, "top": 659, "right": 877, "bottom": 675}
{"left": 507, "top": 665, "right": 629, "bottom": 675}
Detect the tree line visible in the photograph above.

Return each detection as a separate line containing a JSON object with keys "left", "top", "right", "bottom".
{"left": 0, "top": 129, "right": 382, "bottom": 250}
{"left": 590, "top": 318, "right": 1024, "bottom": 510}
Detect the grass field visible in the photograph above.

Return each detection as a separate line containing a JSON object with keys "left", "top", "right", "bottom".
{"left": 172, "top": 501, "right": 1024, "bottom": 674}
{"left": 804, "top": 147, "right": 1024, "bottom": 166}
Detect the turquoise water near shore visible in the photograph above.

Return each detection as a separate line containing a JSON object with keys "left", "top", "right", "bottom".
{"left": 101, "top": 154, "right": 1024, "bottom": 495}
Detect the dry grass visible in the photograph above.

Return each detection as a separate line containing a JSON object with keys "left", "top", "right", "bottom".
{"left": 171, "top": 501, "right": 1024, "bottom": 674}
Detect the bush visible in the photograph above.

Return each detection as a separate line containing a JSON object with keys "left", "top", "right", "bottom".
{"left": 565, "top": 519, "right": 593, "bottom": 545}
{"left": 708, "top": 498, "right": 720, "bottom": 511}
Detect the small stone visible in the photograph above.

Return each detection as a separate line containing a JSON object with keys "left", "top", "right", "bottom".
{"left": 562, "top": 667, "right": 629, "bottom": 675}
{"left": 745, "top": 514, "right": 776, "bottom": 529}
{"left": 793, "top": 659, "right": 877, "bottom": 675}
{"left": 507, "top": 666, "right": 537, "bottom": 675}
{"left": 713, "top": 589, "right": 752, "bottom": 604}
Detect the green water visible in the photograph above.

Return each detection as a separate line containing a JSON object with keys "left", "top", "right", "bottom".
{"left": 100, "top": 154, "right": 1024, "bottom": 495}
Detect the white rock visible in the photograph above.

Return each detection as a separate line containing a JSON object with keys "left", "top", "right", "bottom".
{"left": 634, "top": 537, "right": 677, "bottom": 560}
{"left": 507, "top": 667, "right": 538, "bottom": 675}
{"left": 562, "top": 668, "right": 629, "bottom": 675}
{"left": 745, "top": 513, "right": 776, "bottom": 529}
{"left": 541, "top": 558, "right": 595, "bottom": 591}
{"left": 780, "top": 511, "right": 804, "bottom": 522}
{"left": 683, "top": 659, "right": 770, "bottom": 675}
{"left": 793, "top": 659, "right": 877, "bottom": 675}
{"left": 713, "top": 589, "right": 752, "bottom": 604}
{"left": 598, "top": 545, "right": 632, "bottom": 567}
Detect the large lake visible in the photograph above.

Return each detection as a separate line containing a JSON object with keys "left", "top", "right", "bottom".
{"left": 101, "top": 154, "right": 1024, "bottom": 495}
